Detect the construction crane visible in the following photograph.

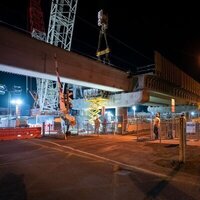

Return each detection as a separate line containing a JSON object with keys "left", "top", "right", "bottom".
{"left": 46, "top": 0, "right": 78, "bottom": 51}
{"left": 28, "top": 0, "right": 78, "bottom": 114}
{"left": 28, "top": 0, "right": 58, "bottom": 113}
{"left": 28, "top": 1, "right": 110, "bottom": 129}
{"left": 28, "top": 0, "right": 46, "bottom": 41}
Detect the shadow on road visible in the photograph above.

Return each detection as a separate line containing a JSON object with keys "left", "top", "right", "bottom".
{"left": 0, "top": 172, "right": 27, "bottom": 200}
{"left": 130, "top": 163, "right": 195, "bottom": 200}
{"left": 145, "top": 163, "right": 182, "bottom": 199}
{"left": 164, "top": 144, "right": 179, "bottom": 148}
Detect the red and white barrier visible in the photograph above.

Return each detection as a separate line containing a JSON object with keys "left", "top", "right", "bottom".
{"left": 0, "top": 127, "right": 42, "bottom": 140}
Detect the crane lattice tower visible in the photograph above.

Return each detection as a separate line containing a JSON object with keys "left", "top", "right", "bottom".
{"left": 46, "top": 0, "right": 78, "bottom": 51}
{"left": 28, "top": 0, "right": 78, "bottom": 114}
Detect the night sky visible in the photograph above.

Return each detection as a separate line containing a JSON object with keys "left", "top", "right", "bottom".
{"left": 0, "top": 0, "right": 200, "bottom": 83}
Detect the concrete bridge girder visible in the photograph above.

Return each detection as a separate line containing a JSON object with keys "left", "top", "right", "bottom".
{"left": 0, "top": 26, "right": 199, "bottom": 112}
{"left": 0, "top": 26, "right": 131, "bottom": 92}
{"left": 132, "top": 74, "right": 200, "bottom": 106}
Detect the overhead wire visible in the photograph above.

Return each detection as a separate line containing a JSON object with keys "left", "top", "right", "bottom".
{"left": 72, "top": 37, "right": 137, "bottom": 70}
{"left": 75, "top": 15, "right": 154, "bottom": 65}
{"left": 0, "top": 20, "right": 30, "bottom": 35}
{"left": 1, "top": 14, "right": 153, "bottom": 73}
{"left": 76, "top": 14, "right": 200, "bottom": 62}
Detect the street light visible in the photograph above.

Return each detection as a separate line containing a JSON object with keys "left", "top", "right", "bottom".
{"left": 11, "top": 99, "right": 23, "bottom": 127}
{"left": 0, "top": 84, "right": 23, "bottom": 127}
{"left": 132, "top": 106, "right": 136, "bottom": 118}
{"left": 11, "top": 99, "right": 23, "bottom": 117}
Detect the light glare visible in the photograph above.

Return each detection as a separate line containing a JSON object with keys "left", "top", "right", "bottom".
{"left": 11, "top": 99, "right": 23, "bottom": 105}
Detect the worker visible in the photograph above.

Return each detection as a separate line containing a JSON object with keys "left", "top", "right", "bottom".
{"left": 94, "top": 117, "right": 100, "bottom": 134}
{"left": 153, "top": 113, "right": 161, "bottom": 140}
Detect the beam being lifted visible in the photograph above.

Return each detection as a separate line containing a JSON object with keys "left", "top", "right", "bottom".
{"left": 0, "top": 26, "right": 131, "bottom": 92}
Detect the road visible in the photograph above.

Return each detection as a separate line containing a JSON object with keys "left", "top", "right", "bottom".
{"left": 0, "top": 136, "right": 199, "bottom": 200}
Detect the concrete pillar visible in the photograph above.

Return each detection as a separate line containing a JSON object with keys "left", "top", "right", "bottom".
{"left": 116, "top": 107, "right": 128, "bottom": 134}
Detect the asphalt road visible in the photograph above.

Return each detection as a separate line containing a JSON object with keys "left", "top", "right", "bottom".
{"left": 0, "top": 136, "right": 199, "bottom": 200}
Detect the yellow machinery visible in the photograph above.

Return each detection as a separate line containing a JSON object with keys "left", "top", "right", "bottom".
{"left": 86, "top": 97, "right": 108, "bottom": 124}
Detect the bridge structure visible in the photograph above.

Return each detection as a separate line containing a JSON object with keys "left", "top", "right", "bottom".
{"left": 0, "top": 25, "right": 200, "bottom": 118}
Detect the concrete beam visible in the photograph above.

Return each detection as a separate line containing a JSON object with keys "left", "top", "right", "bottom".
{"left": 0, "top": 26, "right": 132, "bottom": 92}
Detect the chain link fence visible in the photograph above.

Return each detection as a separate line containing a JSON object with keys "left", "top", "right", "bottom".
{"left": 40, "top": 115, "right": 200, "bottom": 142}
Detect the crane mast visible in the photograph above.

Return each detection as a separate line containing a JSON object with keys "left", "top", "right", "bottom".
{"left": 28, "top": 0, "right": 78, "bottom": 114}
{"left": 28, "top": 0, "right": 46, "bottom": 41}
{"left": 46, "top": 0, "right": 78, "bottom": 51}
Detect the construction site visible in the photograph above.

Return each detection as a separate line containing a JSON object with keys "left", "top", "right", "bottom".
{"left": 0, "top": 0, "right": 200, "bottom": 141}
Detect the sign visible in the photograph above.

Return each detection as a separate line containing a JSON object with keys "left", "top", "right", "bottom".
{"left": 186, "top": 122, "right": 196, "bottom": 133}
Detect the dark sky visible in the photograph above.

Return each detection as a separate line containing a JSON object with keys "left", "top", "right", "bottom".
{"left": 75, "top": 1, "right": 200, "bottom": 83}
{"left": 0, "top": 0, "right": 200, "bottom": 83}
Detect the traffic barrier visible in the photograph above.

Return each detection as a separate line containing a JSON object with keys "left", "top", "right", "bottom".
{"left": 0, "top": 127, "right": 42, "bottom": 140}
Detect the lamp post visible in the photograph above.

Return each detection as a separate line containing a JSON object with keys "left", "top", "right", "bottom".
{"left": 8, "top": 91, "right": 11, "bottom": 127}
{"left": 132, "top": 106, "right": 136, "bottom": 118}
{"left": 0, "top": 85, "right": 22, "bottom": 127}
{"left": 11, "top": 99, "right": 23, "bottom": 116}
{"left": 11, "top": 99, "right": 23, "bottom": 127}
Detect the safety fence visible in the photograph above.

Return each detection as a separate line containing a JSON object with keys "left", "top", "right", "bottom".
{"left": 51, "top": 121, "right": 119, "bottom": 135}
{"left": 1, "top": 117, "right": 199, "bottom": 141}
{"left": 0, "top": 127, "right": 42, "bottom": 140}
{"left": 42, "top": 117, "right": 200, "bottom": 142}
{"left": 46, "top": 119, "right": 153, "bottom": 137}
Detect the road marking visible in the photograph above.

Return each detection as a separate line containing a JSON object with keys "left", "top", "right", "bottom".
{"left": 25, "top": 139, "right": 200, "bottom": 187}
{"left": 31, "top": 139, "right": 168, "bottom": 177}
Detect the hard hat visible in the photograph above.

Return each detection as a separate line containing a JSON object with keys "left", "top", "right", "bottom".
{"left": 181, "top": 113, "right": 185, "bottom": 117}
